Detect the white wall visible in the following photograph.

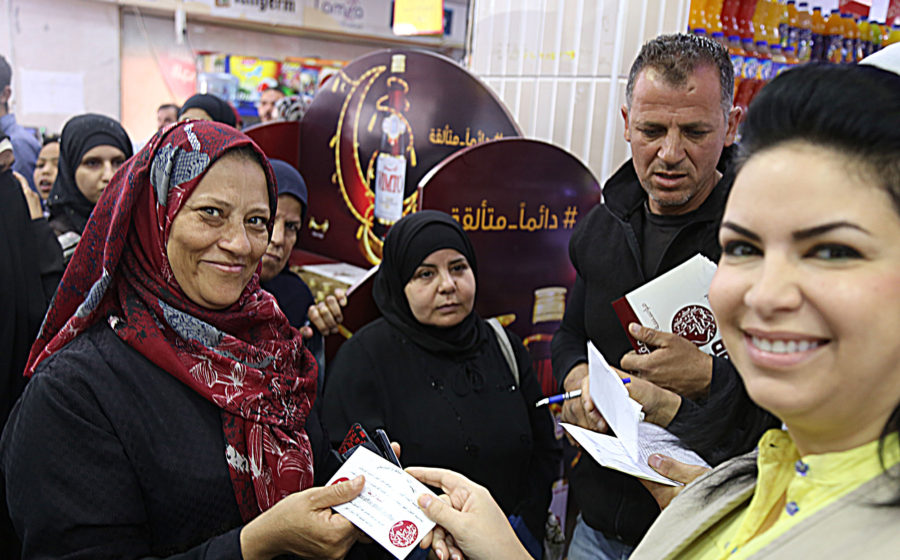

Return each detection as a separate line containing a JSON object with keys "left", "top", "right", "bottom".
{"left": 470, "top": 0, "right": 691, "bottom": 185}
{"left": 1, "top": 0, "right": 121, "bottom": 136}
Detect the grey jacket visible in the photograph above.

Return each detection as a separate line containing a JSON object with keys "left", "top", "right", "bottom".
{"left": 631, "top": 449, "right": 900, "bottom": 559}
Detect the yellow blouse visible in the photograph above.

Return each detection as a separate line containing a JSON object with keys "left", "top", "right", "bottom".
{"left": 682, "top": 429, "right": 900, "bottom": 560}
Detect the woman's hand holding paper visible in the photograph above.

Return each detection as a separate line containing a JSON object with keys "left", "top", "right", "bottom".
{"left": 409, "top": 467, "right": 531, "bottom": 560}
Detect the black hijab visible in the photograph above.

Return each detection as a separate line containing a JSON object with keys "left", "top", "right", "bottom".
{"left": 373, "top": 210, "right": 491, "bottom": 358}
{"left": 47, "top": 114, "right": 132, "bottom": 234}
{"left": 179, "top": 94, "right": 238, "bottom": 127}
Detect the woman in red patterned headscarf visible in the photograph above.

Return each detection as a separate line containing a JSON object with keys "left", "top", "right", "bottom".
{"left": 1, "top": 120, "right": 363, "bottom": 559}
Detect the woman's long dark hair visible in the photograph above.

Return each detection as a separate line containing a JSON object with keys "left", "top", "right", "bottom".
{"left": 679, "top": 63, "right": 900, "bottom": 500}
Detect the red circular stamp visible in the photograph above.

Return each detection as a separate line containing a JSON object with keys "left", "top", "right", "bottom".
{"left": 671, "top": 305, "right": 717, "bottom": 346}
{"left": 330, "top": 477, "right": 350, "bottom": 485}
{"left": 388, "top": 520, "right": 418, "bottom": 548}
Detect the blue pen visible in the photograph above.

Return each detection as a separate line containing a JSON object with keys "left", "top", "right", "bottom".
{"left": 534, "top": 389, "right": 582, "bottom": 408}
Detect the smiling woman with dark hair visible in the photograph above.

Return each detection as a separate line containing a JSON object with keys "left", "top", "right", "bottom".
{"left": 404, "top": 63, "right": 900, "bottom": 560}
{"left": 1, "top": 120, "right": 364, "bottom": 559}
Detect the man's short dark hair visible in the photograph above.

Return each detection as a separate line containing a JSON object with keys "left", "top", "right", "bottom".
{"left": 158, "top": 103, "right": 179, "bottom": 113}
{"left": 625, "top": 33, "right": 734, "bottom": 118}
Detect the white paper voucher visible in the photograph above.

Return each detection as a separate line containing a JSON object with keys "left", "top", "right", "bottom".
{"left": 327, "top": 447, "right": 436, "bottom": 559}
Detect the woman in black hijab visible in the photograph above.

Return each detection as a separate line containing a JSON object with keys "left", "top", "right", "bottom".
{"left": 47, "top": 113, "right": 132, "bottom": 257}
{"left": 178, "top": 93, "right": 239, "bottom": 128}
{"left": 1, "top": 134, "right": 63, "bottom": 559}
{"left": 322, "top": 211, "right": 560, "bottom": 553}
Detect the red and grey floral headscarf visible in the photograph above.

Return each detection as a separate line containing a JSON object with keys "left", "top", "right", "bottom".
{"left": 26, "top": 120, "right": 317, "bottom": 521}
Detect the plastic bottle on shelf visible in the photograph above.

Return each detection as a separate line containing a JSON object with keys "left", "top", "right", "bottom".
{"left": 754, "top": 0, "right": 773, "bottom": 44}
{"left": 795, "top": 2, "right": 812, "bottom": 62}
{"left": 689, "top": 0, "right": 705, "bottom": 32}
{"left": 711, "top": 31, "right": 727, "bottom": 48}
{"left": 734, "top": 38, "right": 758, "bottom": 115}
{"left": 886, "top": 24, "right": 900, "bottom": 48}
{"left": 722, "top": 0, "right": 742, "bottom": 37}
{"left": 825, "top": 9, "right": 844, "bottom": 63}
{"left": 780, "top": 1, "right": 795, "bottom": 48}
{"left": 755, "top": 40, "right": 773, "bottom": 79}
{"left": 727, "top": 34, "right": 746, "bottom": 96}
{"left": 783, "top": 44, "right": 799, "bottom": 66}
{"left": 857, "top": 16, "right": 871, "bottom": 59}
{"left": 706, "top": 0, "right": 725, "bottom": 34}
{"left": 767, "top": 0, "right": 785, "bottom": 45}
{"left": 869, "top": 20, "right": 883, "bottom": 54}
{"left": 770, "top": 43, "right": 787, "bottom": 77}
{"left": 750, "top": 40, "right": 771, "bottom": 105}
{"left": 810, "top": 5, "right": 827, "bottom": 61}
{"left": 842, "top": 13, "right": 857, "bottom": 63}
{"left": 738, "top": 0, "right": 759, "bottom": 40}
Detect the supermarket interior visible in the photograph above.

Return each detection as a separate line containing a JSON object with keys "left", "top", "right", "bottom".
{"left": 2, "top": 1, "right": 900, "bottom": 559}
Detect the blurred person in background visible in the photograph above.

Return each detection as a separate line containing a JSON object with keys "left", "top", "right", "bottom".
{"left": 157, "top": 103, "right": 179, "bottom": 130}
{"left": 0, "top": 54, "right": 41, "bottom": 192}
{"left": 257, "top": 86, "right": 285, "bottom": 123}
{"left": 32, "top": 134, "right": 59, "bottom": 205}
{"left": 47, "top": 113, "right": 132, "bottom": 261}
{"left": 179, "top": 93, "right": 240, "bottom": 128}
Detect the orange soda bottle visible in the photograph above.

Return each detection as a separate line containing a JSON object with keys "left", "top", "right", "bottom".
{"left": 810, "top": 5, "right": 826, "bottom": 61}
{"left": 766, "top": 0, "right": 784, "bottom": 46}
{"left": 886, "top": 24, "right": 900, "bottom": 48}
{"left": 825, "top": 10, "right": 844, "bottom": 63}
{"left": 842, "top": 13, "right": 857, "bottom": 63}
{"left": 752, "top": 0, "right": 767, "bottom": 43}
{"left": 689, "top": 0, "right": 705, "bottom": 32}
{"left": 706, "top": 0, "right": 724, "bottom": 34}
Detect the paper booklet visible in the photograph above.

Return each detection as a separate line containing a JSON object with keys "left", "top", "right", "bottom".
{"left": 561, "top": 342, "right": 708, "bottom": 486}
{"left": 612, "top": 253, "right": 728, "bottom": 359}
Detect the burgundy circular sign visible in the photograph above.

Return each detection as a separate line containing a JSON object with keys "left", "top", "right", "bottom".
{"left": 388, "top": 520, "right": 418, "bottom": 548}
{"left": 671, "top": 305, "right": 717, "bottom": 346}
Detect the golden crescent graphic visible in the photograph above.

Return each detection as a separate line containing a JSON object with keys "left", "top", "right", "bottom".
{"left": 328, "top": 63, "right": 420, "bottom": 264}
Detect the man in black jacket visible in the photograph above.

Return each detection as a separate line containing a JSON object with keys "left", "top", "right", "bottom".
{"left": 551, "top": 33, "right": 743, "bottom": 559}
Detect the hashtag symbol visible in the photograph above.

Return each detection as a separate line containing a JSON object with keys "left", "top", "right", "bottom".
{"left": 562, "top": 206, "right": 578, "bottom": 229}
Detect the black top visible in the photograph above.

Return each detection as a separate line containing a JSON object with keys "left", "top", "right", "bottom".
{"left": 321, "top": 318, "right": 561, "bottom": 538}
{"left": 639, "top": 204, "right": 697, "bottom": 277}
{"left": 1, "top": 321, "right": 337, "bottom": 559}
{"left": 261, "top": 269, "right": 324, "bottom": 386}
{"left": 549, "top": 147, "right": 771, "bottom": 545}
{"left": 0, "top": 169, "right": 64, "bottom": 559}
